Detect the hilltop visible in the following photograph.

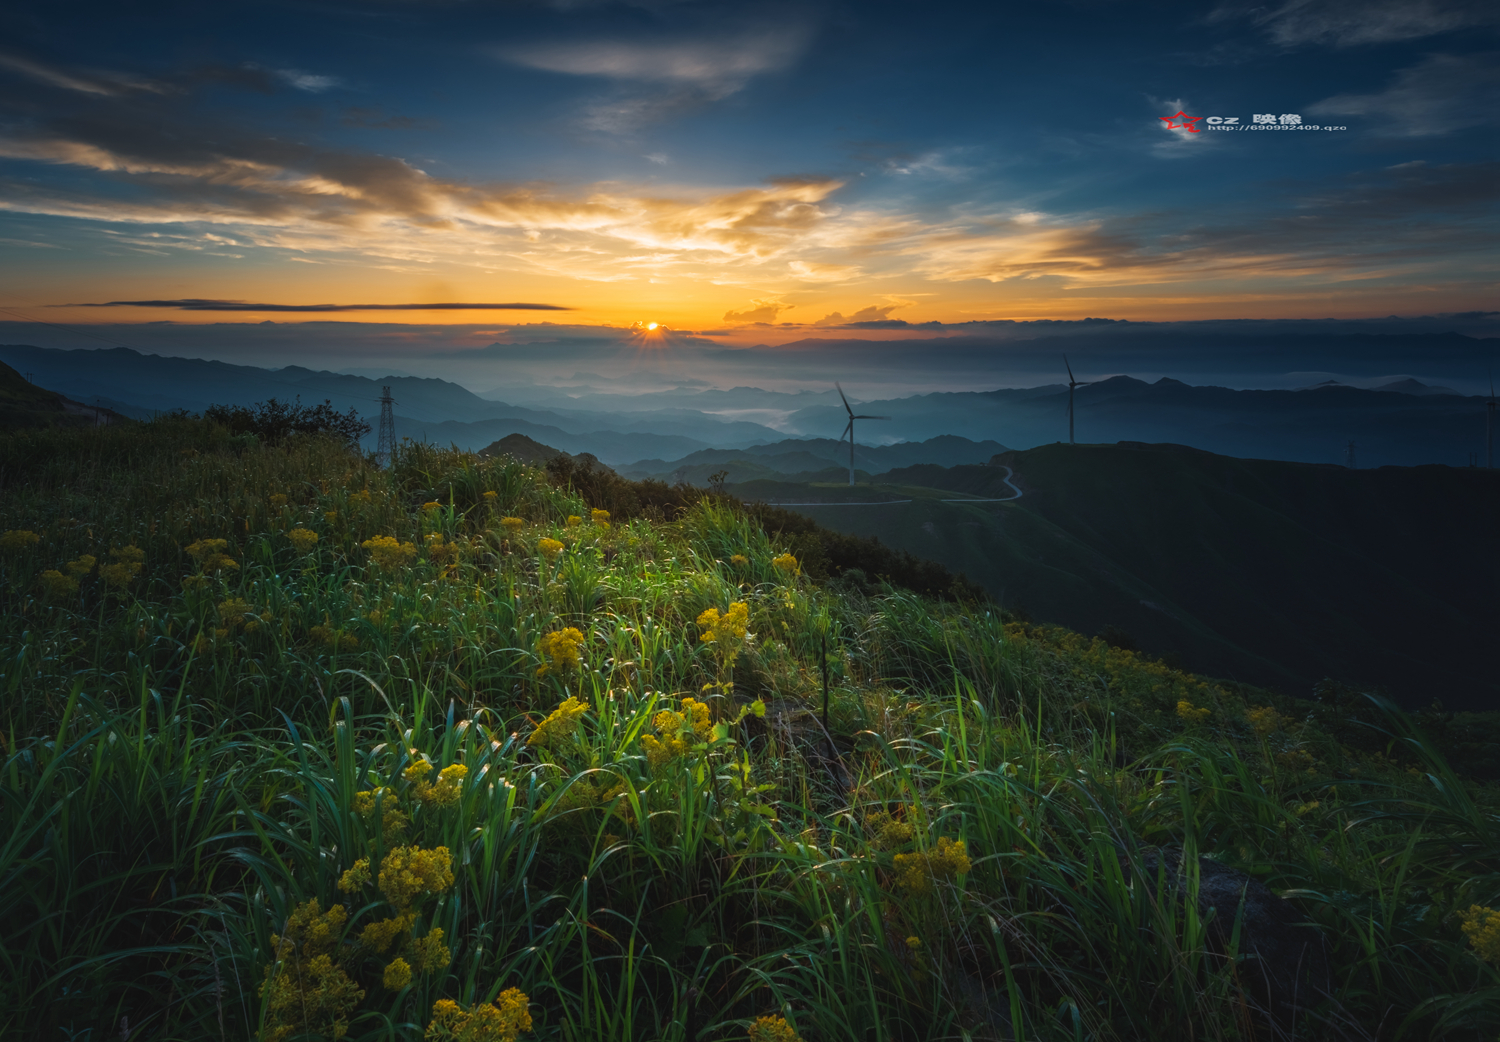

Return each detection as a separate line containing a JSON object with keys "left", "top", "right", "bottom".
{"left": 723, "top": 442, "right": 1500, "bottom": 711}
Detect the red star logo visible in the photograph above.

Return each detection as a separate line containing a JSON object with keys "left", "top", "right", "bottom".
{"left": 1159, "top": 110, "right": 1203, "bottom": 133}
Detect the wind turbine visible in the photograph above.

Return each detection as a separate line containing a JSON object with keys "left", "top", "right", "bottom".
{"left": 1064, "top": 356, "right": 1091, "bottom": 445}
{"left": 836, "top": 383, "right": 889, "bottom": 486}
{"left": 1487, "top": 372, "right": 1495, "bottom": 469}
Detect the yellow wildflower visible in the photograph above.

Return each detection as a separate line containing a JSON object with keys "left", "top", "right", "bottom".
{"left": 287, "top": 527, "right": 319, "bottom": 552}
{"left": 425, "top": 988, "right": 532, "bottom": 1041}
{"left": 270, "top": 493, "right": 288, "bottom": 507}
{"left": 363, "top": 535, "right": 417, "bottom": 569}
{"left": 412, "top": 927, "right": 452, "bottom": 972}
{"left": 771, "top": 552, "right": 800, "bottom": 577}
{"left": 892, "top": 836, "right": 971, "bottom": 895}
{"left": 64, "top": 555, "right": 97, "bottom": 578}
{"left": 383, "top": 957, "right": 413, "bottom": 991}
{"left": 528, "top": 696, "right": 590, "bottom": 746}
{"left": 537, "top": 537, "right": 564, "bottom": 560}
{"left": 422, "top": 501, "right": 443, "bottom": 513}
{"left": 867, "top": 810, "right": 916, "bottom": 848}
{"left": 339, "top": 858, "right": 373, "bottom": 893}
{"left": 483, "top": 490, "right": 499, "bottom": 504}
{"left": 697, "top": 602, "right": 749, "bottom": 653}
{"left": 218, "top": 597, "right": 253, "bottom": 628}
{"left": 1247, "top": 705, "right": 1286, "bottom": 735}
{"left": 501, "top": 516, "right": 525, "bottom": 533}
{"left": 325, "top": 511, "right": 339, "bottom": 524}
{"left": 359, "top": 912, "right": 416, "bottom": 952}
{"left": 535, "top": 627, "right": 586, "bottom": 675}
{"left": 565, "top": 515, "right": 582, "bottom": 527}
{"left": 309, "top": 624, "right": 360, "bottom": 652}
{"left": 39, "top": 569, "right": 78, "bottom": 600}
{"left": 1176, "top": 700, "right": 1210, "bottom": 723}
{"left": 349, "top": 489, "right": 373, "bottom": 506}
{"left": 410, "top": 763, "right": 468, "bottom": 807}
{"left": 260, "top": 951, "right": 363, "bottom": 1042}
{"left": 1461, "top": 905, "right": 1500, "bottom": 963}
{"left": 377, "top": 846, "right": 455, "bottom": 911}
{"left": 0, "top": 529, "right": 41, "bottom": 551}
{"left": 186, "top": 538, "right": 239, "bottom": 573}
{"left": 748, "top": 1015, "right": 804, "bottom": 1042}
{"left": 101, "top": 545, "right": 145, "bottom": 587}
{"left": 729, "top": 554, "right": 748, "bottom": 567}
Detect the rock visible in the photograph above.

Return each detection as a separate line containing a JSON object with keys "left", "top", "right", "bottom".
{"left": 1137, "top": 847, "right": 1333, "bottom": 1032}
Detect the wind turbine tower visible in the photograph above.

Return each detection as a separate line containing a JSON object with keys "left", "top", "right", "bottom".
{"left": 836, "top": 383, "right": 889, "bottom": 486}
{"left": 376, "top": 385, "right": 397, "bottom": 469}
{"left": 1064, "top": 356, "right": 1091, "bottom": 445}
{"left": 1487, "top": 375, "right": 1496, "bottom": 469}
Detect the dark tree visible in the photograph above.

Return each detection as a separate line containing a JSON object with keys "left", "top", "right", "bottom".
{"left": 203, "top": 398, "right": 371, "bottom": 445}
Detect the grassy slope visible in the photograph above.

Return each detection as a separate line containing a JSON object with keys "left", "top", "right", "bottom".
{"left": 2, "top": 420, "right": 1499, "bottom": 1041}
{"left": 743, "top": 444, "right": 1500, "bottom": 710}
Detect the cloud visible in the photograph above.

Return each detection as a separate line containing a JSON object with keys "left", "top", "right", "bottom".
{"left": 724, "top": 298, "right": 792, "bottom": 323}
{"left": 1308, "top": 53, "right": 1500, "bottom": 136}
{"left": 815, "top": 303, "right": 905, "bottom": 326}
{"left": 788, "top": 259, "right": 860, "bottom": 282}
{"left": 1210, "top": 0, "right": 1498, "bottom": 47}
{"left": 500, "top": 29, "right": 808, "bottom": 95}
{"left": 499, "top": 24, "right": 812, "bottom": 131}
{"left": 62, "top": 300, "right": 572, "bottom": 312}
{"left": 0, "top": 52, "right": 170, "bottom": 96}
{"left": 265, "top": 67, "right": 343, "bottom": 93}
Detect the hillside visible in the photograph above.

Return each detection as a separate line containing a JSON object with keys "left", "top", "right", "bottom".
{"left": 0, "top": 360, "right": 124, "bottom": 430}
{"left": 734, "top": 443, "right": 1500, "bottom": 710}
{"left": 3, "top": 417, "right": 1500, "bottom": 1039}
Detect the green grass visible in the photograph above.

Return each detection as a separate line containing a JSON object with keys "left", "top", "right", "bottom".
{"left": 1, "top": 417, "right": 1498, "bottom": 1040}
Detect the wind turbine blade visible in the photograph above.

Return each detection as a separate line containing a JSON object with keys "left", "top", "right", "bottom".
{"left": 1064, "top": 355, "right": 1075, "bottom": 384}
{"left": 853, "top": 414, "right": 890, "bottom": 420}
{"left": 842, "top": 419, "right": 853, "bottom": 440}
{"left": 836, "top": 382, "right": 853, "bottom": 416}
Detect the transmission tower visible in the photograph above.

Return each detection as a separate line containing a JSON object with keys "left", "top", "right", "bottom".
{"left": 1345, "top": 439, "right": 1357, "bottom": 470}
{"left": 376, "top": 386, "right": 397, "bottom": 468}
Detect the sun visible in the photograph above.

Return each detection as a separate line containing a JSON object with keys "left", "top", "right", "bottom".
{"left": 646, "top": 322, "right": 658, "bottom": 330}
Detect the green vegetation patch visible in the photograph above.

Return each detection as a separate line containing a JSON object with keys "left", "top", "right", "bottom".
{"left": 1, "top": 417, "right": 1498, "bottom": 1040}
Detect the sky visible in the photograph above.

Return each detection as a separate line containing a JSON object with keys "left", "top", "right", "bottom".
{"left": 0, "top": 0, "right": 1496, "bottom": 390}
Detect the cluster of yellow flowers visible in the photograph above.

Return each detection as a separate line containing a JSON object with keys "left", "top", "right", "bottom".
{"left": 591, "top": 508, "right": 610, "bottom": 529}
{"left": 426, "top": 989, "right": 532, "bottom": 1041}
{"left": 403, "top": 760, "right": 468, "bottom": 807}
{"left": 186, "top": 538, "right": 239, "bottom": 573}
{"left": 892, "top": 836, "right": 972, "bottom": 895}
{"left": 565, "top": 515, "right": 582, "bottom": 528}
{"left": 501, "top": 516, "right": 525, "bottom": 533}
{"left": 483, "top": 490, "right": 499, "bottom": 505}
{"left": 287, "top": 527, "right": 319, "bottom": 552}
{"left": 338, "top": 845, "right": 455, "bottom": 992}
{"left": 748, "top": 1015, "right": 804, "bottom": 1042}
{"left": 422, "top": 501, "right": 443, "bottom": 513}
{"left": 349, "top": 489, "right": 373, "bottom": 506}
{"left": 39, "top": 568, "right": 80, "bottom": 599}
{"left": 260, "top": 899, "right": 364, "bottom": 1042}
{"left": 537, "top": 537, "right": 564, "bottom": 561}
{"left": 528, "top": 696, "right": 590, "bottom": 746}
{"left": 425, "top": 533, "right": 461, "bottom": 566}
{"left": 218, "top": 597, "right": 254, "bottom": 629}
{"left": 0, "top": 529, "right": 41, "bottom": 551}
{"left": 1246, "top": 705, "right": 1288, "bottom": 735}
{"left": 354, "top": 786, "right": 410, "bottom": 841}
{"left": 866, "top": 809, "right": 917, "bottom": 849}
{"left": 697, "top": 602, "right": 749, "bottom": 646}
{"left": 536, "top": 627, "right": 586, "bottom": 675}
{"left": 363, "top": 535, "right": 417, "bottom": 569}
{"left": 1461, "top": 905, "right": 1500, "bottom": 963}
{"left": 729, "top": 553, "right": 749, "bottom": 567}
{"left": 1176, "top": 700, "right": 1211, "bottom": 723}
{"left": 269, "top": 493, "right": 289, "bottom": 507}
{"left": 642, "top": 697, "right": 714, "bottom": 771}
{"left": 771, "top": 552, "right": 800, "bottom": 577}
{"left": 309, "top": 623, "right": 360, "bottom": 653}
{"left": 101, "top": 545, "right": 145, "bottom": 587}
